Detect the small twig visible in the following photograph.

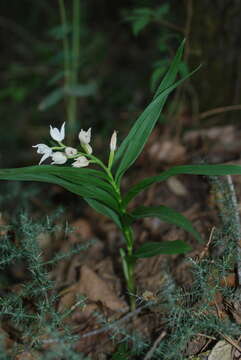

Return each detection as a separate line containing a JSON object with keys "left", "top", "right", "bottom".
{"left": 143, "top": 331, "right": 167, "bottom": 360}
{"left": 198, "top": 227, "right": 215, "bottom": 261}
{"left": 41, "top": 303, "right": 150, "bottom": 345}
{"left": 197, "top": 333, "right": 216, "bottom": 341}
{"left": 199, "top": 104, "right": 241, "bottom": 120}
{"left": 218, "top": 332, "right": 241, "bottom": 353}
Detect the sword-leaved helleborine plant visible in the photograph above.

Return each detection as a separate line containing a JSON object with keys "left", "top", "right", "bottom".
{"left": 1, "top": 40, "right": 241, "bottom": 310}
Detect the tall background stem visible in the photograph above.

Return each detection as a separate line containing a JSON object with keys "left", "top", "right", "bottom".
{"left": 68, "top": 0, "right": 81, "bottom": 141}
{"left": 59, "top": 0, "right": 81, "bottom": 143}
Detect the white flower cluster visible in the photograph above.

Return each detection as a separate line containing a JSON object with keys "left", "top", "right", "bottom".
{"left": 33, "top": 122, "right": 92, "bottom": 167}
{"left": 32, "top": 122, "right": 117, "bottom": 169}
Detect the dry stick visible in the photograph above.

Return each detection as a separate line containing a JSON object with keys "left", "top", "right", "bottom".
{"left": 198, "top": 226, "right": 215, "bottom": 261}
{"left": 41, "top": 303, "right": 150, "bottom": 345}
{"left": 143, "top": 331, "right": 167, "bottom": 360}
{"left": 218, "top": 332, "right": 241, "bottom": 353}
{"left": 199, "top": 104, "right": 241, "bottom": 120}
{"left": 225, "top": 175, "right": 241, "bottom": 286}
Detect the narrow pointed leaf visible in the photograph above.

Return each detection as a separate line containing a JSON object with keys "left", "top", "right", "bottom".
{"left": 0, "top": 166, "right": 120, "bottom": 212}
{"left": 133, "top": 240, "right": 192, "bottom": 258}
{"left": 85, "top": 198, "right": 122, "bottom": 229}
{"left": 113, "top": 40, "right": 185, "bottom": 170}
{"left": 131, "top": 205, "right": 202, "bottom": 243}
{"left": 114, "top": 62, "right": 200, "bottom": 184}
{"left": 123, "top": 164, "right": 241, "bottom": 206}
{"left": 153, "top": 39, "right": 186, "bottom": 100}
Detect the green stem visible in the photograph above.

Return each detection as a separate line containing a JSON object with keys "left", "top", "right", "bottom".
{"left": 57, "top": 145, "right": 136, "bottom": 309}
{"left": 67, "top": 0, "right": 81, "bottom": 141}
{"left": 89, "top": 154, "right": 136, "bottom": 309}
{"left": 58, "top": 0, "right": 71, "bottom": 89}
{"left": 122, "top": 225, "right": 136, "bottom": 310}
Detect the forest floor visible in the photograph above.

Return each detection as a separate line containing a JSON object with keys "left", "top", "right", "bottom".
{"left": 1, "top": 123, "right": 241, "bottom": 360}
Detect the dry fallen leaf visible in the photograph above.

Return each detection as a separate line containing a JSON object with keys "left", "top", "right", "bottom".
{"left": 79, "top": 265, "right": 128, "bottom": 312}
{"left": 68, "top": 218, "right": 93, "bottom": 244}
{"left": 58, "top": 265, "right": 128, "bottom": 314}
{"left": 148, "top": 140, "right": 186, "bottom": 164}
{"left": 167, "top": 177, "right": 188, "bottom": 196}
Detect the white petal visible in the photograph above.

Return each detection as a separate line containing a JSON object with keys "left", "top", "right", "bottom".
{"left": 72, "top": 156, "right": 89, "bottom": 168}
{"left": 60, "top": 122, "right": 65, "bottom": 141}
{"left": 32, "top": 143, "right": 52, "bottom": 155}
{"left": 39, "top": 152, "right": 51, "bottom": 165}
{"left": 50, "top": 123, "right": 65, "bottom": 142}
{"left": 51, "top": 152, "right": 67, "bottom": 165}
{"left": 78, "top": 128, "right": 91, "bottom": 144}
{"left": 65, "top": 146, "right": 77, "bottom": 156}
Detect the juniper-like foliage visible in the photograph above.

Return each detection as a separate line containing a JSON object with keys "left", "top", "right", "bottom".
{"left": 0, "top": 205, "right": 92, "bottom": 359}
{"left": 147, "top": 175, "right": 241, "bottom": 359}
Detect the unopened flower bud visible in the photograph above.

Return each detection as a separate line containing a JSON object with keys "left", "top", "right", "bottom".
{"left": 65, "top": 147, "right": 77, "bottom": 156}
{"left": 51, "top": 152, "right": 67, "bottom": 165}
{"left": 72, "top": 156, "right": 89, "bottom": 168}
{"left": 110, "top": 131, "right": 117, "bottom": 151}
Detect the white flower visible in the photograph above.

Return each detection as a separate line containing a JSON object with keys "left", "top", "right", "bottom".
{"left": 110, "top": 130, "right": 117, "bottom": 151}
{"left": 78, "top": 128, "right": 91, "bottom": 145}
{"left": 32, "top": 143, "right": 53, "bottom": 165}
{"left": 65, "top": 147, "right": 77, "bottom": 156}
{"left": 51, "top": 151, "right": 67, "bottom": 165}
{"left": 50, "top": 122, "right": 65, "bottom": 142}
{"left": 72, "top": 156, "right": 89, "bottom": 168}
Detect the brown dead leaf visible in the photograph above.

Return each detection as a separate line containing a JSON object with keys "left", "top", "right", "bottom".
{"left": 167, "top": 177, "right": 188, "bottom": 196}
{"left": 148, "top": 140, "right": 186, "bottom": 164}
{"left": 58, "top": 265, "right": 128, "bottom": 314}
{"left": 68, "top": 218, "right": 93, "bottom": 244}
{"left": 79, "top": 265, "right": 128, "bottom": 312}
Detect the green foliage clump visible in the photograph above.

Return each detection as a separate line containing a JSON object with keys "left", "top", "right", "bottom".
{"left": 144, "top": 175, "right": 241, "bottom": 359}
{"left": 0, "top": 209, "right": 91, "bottom": 359}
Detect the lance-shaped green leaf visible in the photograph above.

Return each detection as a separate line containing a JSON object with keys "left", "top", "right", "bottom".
{"left": 132, "top": 240, "right": 192, "bottom": 258}
{"left": 153, "top": 39, "right": 186, "bottom": 100}
{"left": 113, "top": 40, "right": 185, "bottom": 171}
{"left": 131, "top": 205, "right": 202, "bottom": 243}
{"left": 114, "top": 56, "right": 200, "bottom": 184}
{"left": 85, "top": 198, "right": 122, "bottom": 229}
{"left": 123, "top": 164, "right": 241, "bottom": 206}
{"left": 0, "top": 166, "right": 120, "bottom": 212}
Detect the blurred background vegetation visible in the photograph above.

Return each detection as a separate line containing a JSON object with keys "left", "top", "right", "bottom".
{"left": 0, "top": 0, "right": 240, "bottom": 167}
